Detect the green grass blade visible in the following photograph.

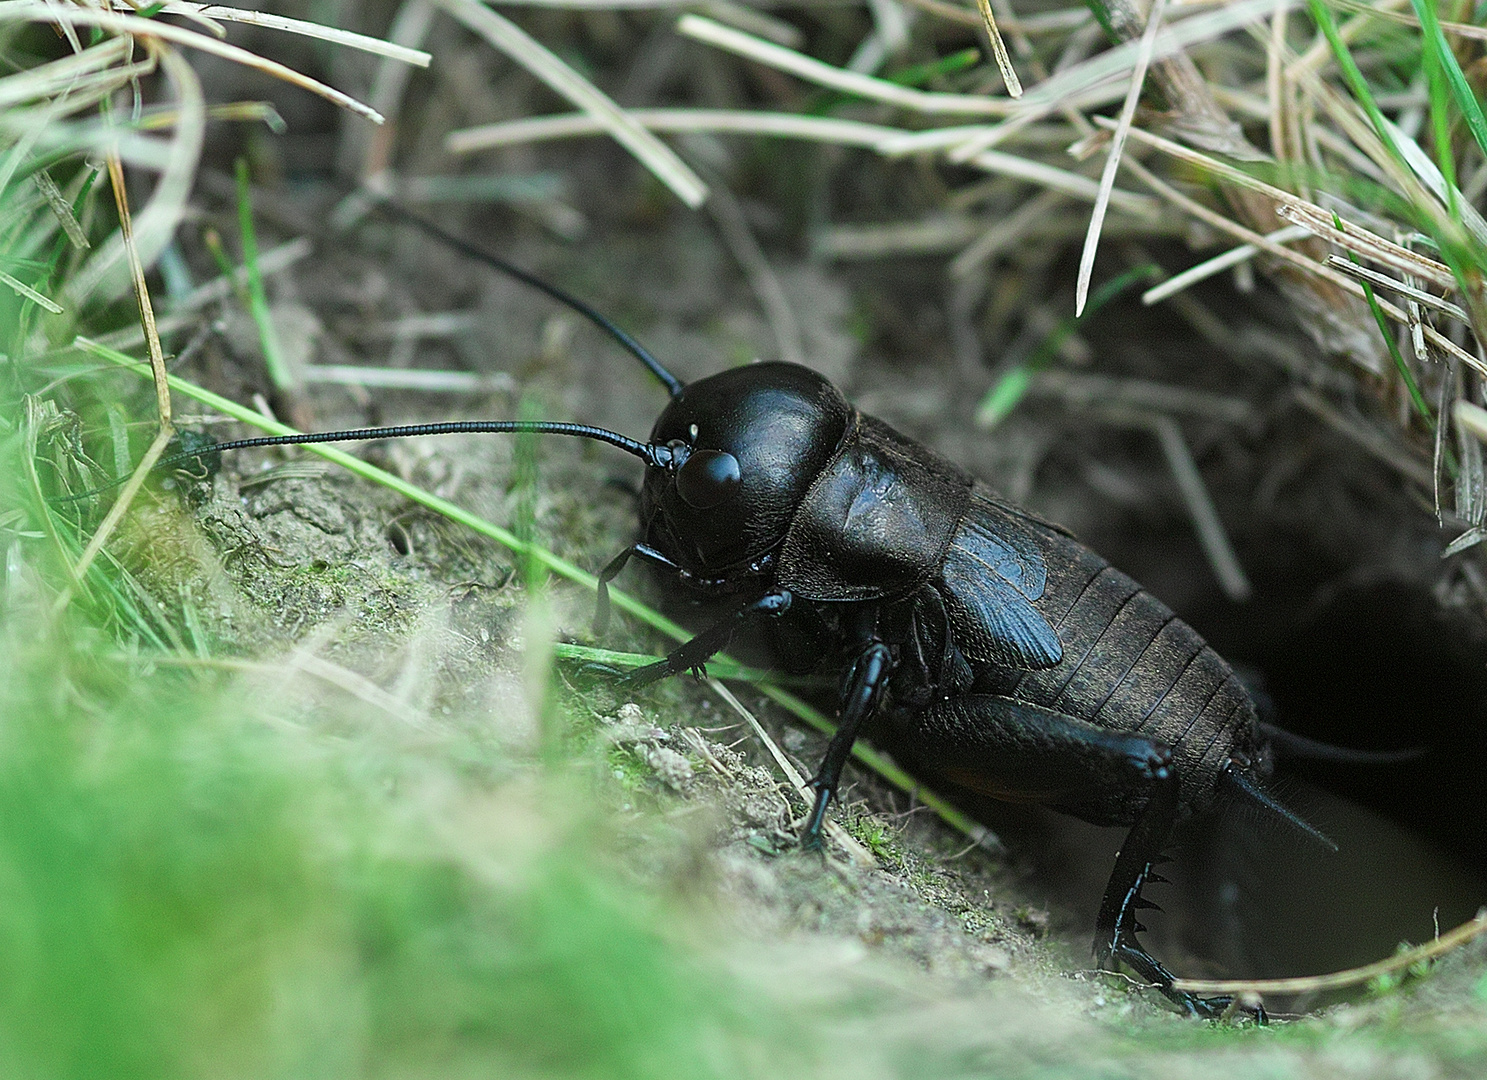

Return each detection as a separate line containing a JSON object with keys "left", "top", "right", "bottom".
{"left": 1363, "top": 277, "right": 1433, "bottom": 428}
{"left": 13, "top": 167, "right": 100, "bottom": 353}
{"left": 1418, "top": 0, "right": 1460, "bottom": 210}
{"left": 1306, "top": 0, "right": 1407, "bottom": 167}
{"left": 551, "top": 642, "right": 827, "bottom": 689}
{"left": 1410, "top": 0, "right": 1487, "bottom": 166}
{"left": 976, "top": 263, "right": 1157, "bottom": 427}
{"left": 1333, "top": 214, "right": 1435, "bottom": 429}
{"left": 976, "top": 366, "right": 1032, "bottom": 429}
{"left": 234, "top": 159, "right": 293, "bottom": 393}
{"left": 886, "top": 48, "right": 983, "bottom": 88}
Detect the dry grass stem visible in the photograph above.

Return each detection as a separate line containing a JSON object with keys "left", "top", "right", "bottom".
{"left": 1153, "top": 416, "right": 1252, "bottom": 601}
{"left": 1273, "top": 204, "right": 1457, "bottom": 290}
{"left": 1109, "top": 144, "right": 1482, "bottom": 375}
{"left": 4, "top": 2, "right": 389, "bottom": 123}
{"left": 1266, "top": 0, "right": 1288, "bottom": 168}
{"left": 285, "top": 650, "right": 433, "bottom": 732}
{"left": 1076, "top": 0, "right": 1166, "bottom": 316}
{"left": 973, "top": 0, "right": 1023, "bottom": 97}
{"left": 112, "top": 2, "right": 434, "bottom": 65}
{"left": 1019, "top": 0, "right": 1299, "bottom": 112}
{"left": 900, "top": 0, "right": 1092, "bottom": 33}
{"left": 1329, "top": 0, "right": 1487, "bottom": 41}
{"left": 676, "top": 15, "right": 1015, "bottom": 116}
{"left": 1455, "top": 401, "right": 1487, "bottom": 446}
{"left": 448, "top": 110, "right": 903, "bottom": 153}
{"left": 114, "top": 653, "right": 434, "bottom": 730}
{"left": 69, "top": 47, "right": 205, "bottom": 305}
{"left": 182, "top": 237, "right": 313, "bottom": 310}
{"left": 0, "top": 37, "right": 133, "bottom": 110}
{"left": 684, "top": 1, "right": 800, "bottom": 46}
{"left": 1103, "top": 119, "right": 1401, "bottom": 252}
{"left": 944, "top": 111, "right": 1049, "bottom": 163}
{"left": 899, "top": 0, "right": 982, "bottom": 27}
{"left": 134, "top": 101, "right": 284, "bottom": 132}
{"left": 877, "top": 118, "right": 1028, "bottom": 157}
{"left": 45, "top": 150, "right": 187, "bottom": 602}
{"left": 1324, "top": 256, "right": 1471, "bottom": 322}
{"left": 951, "top": 189, "right": 1066, "bottom": 277}
{"left": 358, "top": 0, "right": 437, "bottom": 178}
{"left": 361, "top": 312, "right": 480, "bottom": 339}
{"left": 302, "top": 366, "right": 516, "bottom": 394}
{"left": 106, "top": 152, "right": 171, "bottom": 430}
{"left": 814, "top": 216, "right": 981, "bottom": 259}
{"left": 1297, "top": 388, "right": 1434, "bottom": 487}
{"left": 1032, "top": 370, "right": 1258, "bottom": 424}
{"left": 678, "top": 727, "right": 735, "bottom": 779}
{"left": 1289, "top": 1, "right": 1401, "bottom": 81}
{"left": 56, "top": 426, "right": 174, "bottom": 610}
{"left": 466, "top": 0, "right": 694, "bottom": 6}
{"left": 449, "top": 105, "right": 1150, "bottom": 213}
{"left": 968, "top": 147, "right": 1156, "bottom": 211}
{"left": 706, "top": 678, "right": 876, "bottom": 868}
{"left": 702, "top": 176, "right": 806, "bottom": 367}
{"left": 2, "top": 107, "right": 170, "bottom": 172}
{"left": 1174, "top": 910, "right": 1487, "bottom": 995}
{"left": 1288, "top": 66, "right": 1451, "bottom": 235}
{"left": 1143, "top": 224, "right": 1312, "bottom": 305}
{"left": 0, "top": 60, "right": 155, "bottom": 122}
{"left": 438, "top": 0, "right": 707, "bottom": 207}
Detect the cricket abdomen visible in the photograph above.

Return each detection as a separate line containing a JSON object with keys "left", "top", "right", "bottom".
{"left": 999, "top": 526, "right": 1258, "bottom": 817}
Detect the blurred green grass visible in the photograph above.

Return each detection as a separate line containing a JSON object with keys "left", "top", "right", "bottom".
{"left": 0, "top": 535, "right": 748, "bottom": 1080}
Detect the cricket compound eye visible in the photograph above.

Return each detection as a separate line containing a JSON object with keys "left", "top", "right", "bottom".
{"left": 674, "top": 449, "right": 741, "bottom": 509}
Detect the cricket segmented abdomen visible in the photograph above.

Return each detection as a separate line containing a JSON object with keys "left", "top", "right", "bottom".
{"left": 1006, "top": 526, "right": 1258, "bottom": 814}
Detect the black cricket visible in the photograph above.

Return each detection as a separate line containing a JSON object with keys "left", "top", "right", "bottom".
{"left": 118, "top": 210, "right": 1342, "bottom": 1019}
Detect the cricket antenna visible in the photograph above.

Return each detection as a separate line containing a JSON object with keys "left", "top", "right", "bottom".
{"left": 372, "top": 199, "right": 686, "bottom": 400}
{"left": 48, "top": 421, "right": 680, "bottom": 506}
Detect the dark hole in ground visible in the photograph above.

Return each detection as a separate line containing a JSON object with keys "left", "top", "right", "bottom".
{"left": 1179, "top": 569, "right": 1487, "bottom": 989}
{"left": 1247, "top": 578, "right": 1487, "bottom": 863}
{"left": 386, "top": 520, "right": 412, "bottom": 556}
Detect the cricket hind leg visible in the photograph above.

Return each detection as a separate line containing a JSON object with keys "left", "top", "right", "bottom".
{"left": 1093, "top": 755, "right": 1260, "bottom": 1020}
{"left": 900, "top": 694, "right": 1260, "bottom": 1020}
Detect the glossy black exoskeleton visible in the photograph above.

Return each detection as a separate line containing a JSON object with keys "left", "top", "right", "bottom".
{"left": 109, "top": 208, "right": 1342, "bottom": 1019}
